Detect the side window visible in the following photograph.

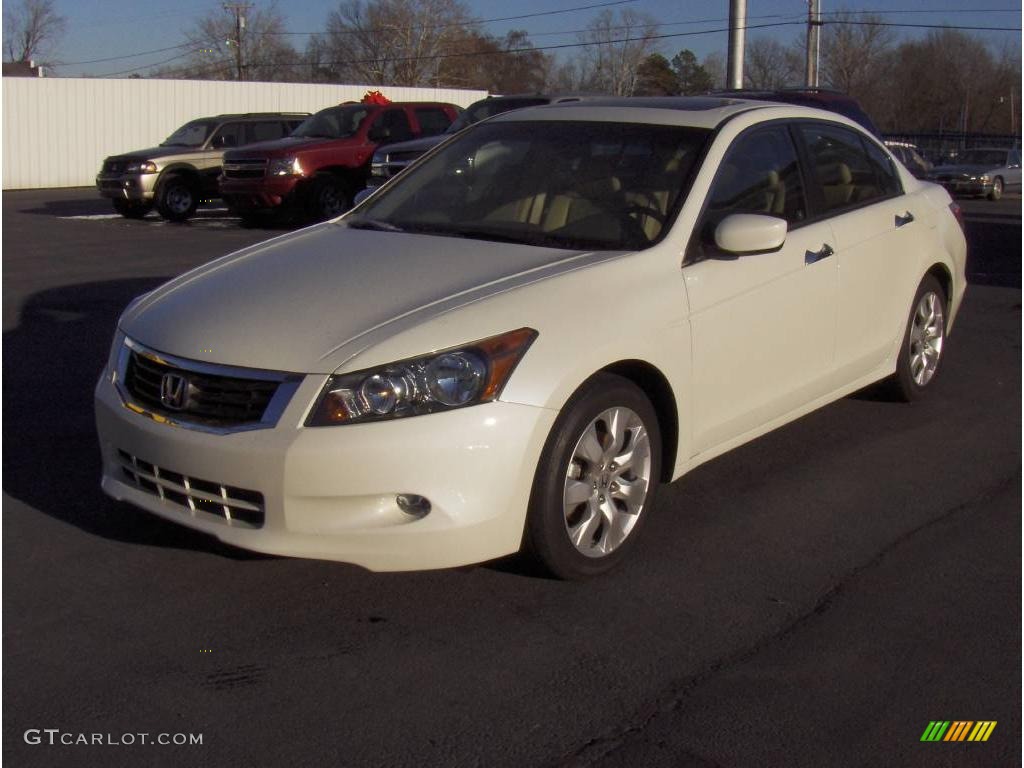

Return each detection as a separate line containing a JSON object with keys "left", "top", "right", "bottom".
{"left": 705, "top": 125, "right": 807, "bottom": 226}
{"left": 861, "top": 138, "right": 903, "bottom": 196}
{"left": 414, "top": 107, "right": 453, "bottom": 137}
{"left": 799, "top": 124, "right": 885, "bottom": 212}
{"left": 210, "top": 122, "right": 244, "bottom": 149}
{"left": 246, "top": 121, "right": 287, "bottom": 144}
{"left": 372, "top": 109, "right": 413, "bottom": 143}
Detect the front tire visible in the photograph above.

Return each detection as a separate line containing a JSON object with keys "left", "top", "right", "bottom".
{"left": 888, "top": 274, "right": 947, "bottom": 401}
{"left": 523, "top": 374, "right": 661, "bottom": 579}
{"left": 988, "top": 176, "right": 1004, "bottom": 200}
{"left": 156, "top": 176, "right": 198, "bottom": 221}
{"left": 308, "top": 175, "right": 352, "bottom": 221}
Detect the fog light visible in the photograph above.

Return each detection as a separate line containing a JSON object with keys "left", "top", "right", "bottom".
{"left": 396, "top": 494, "right": 431, "bottom": 518}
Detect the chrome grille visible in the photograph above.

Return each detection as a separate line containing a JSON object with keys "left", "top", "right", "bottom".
{"left": 222, "top": 160, "right": 267, "bottom": 179}
{"left": 117, "top": 450, "right": 264, "bottom": 528}
{"left": 125, "top": 350, "right": 279, "bottom": 427}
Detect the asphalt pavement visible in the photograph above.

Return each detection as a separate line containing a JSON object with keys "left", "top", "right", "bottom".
{"left": 2, "top": 189, "right": 1020, "bottom": 767}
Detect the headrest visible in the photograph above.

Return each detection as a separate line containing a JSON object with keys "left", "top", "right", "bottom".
{"left": 821, "top": 162, "right": 852, "bottom": 186}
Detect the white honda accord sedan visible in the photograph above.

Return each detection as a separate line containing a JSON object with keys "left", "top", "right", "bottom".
{"left": 95, "top": 98, "right": 967, "bottom": 578}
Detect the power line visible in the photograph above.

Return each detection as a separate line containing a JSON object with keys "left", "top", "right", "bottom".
{"left": 56, "top": 43, "right": 195, "bottom": 67}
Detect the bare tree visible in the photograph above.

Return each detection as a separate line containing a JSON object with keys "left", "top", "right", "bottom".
{"left": 575, "top": 9, "right": 660, "bottom": 96}
{"left": 701, "top": 51, "right": 726, "bottom": 91}
{"left": 3, "top": 0, "right": 66, "bottom": 63}
{"left": 165, "top": 2, "right": 300, "bottom": 82}
{"left": 324, "top": 0, "right": 477, "bottom": 87}
{"left": 821, "top": 13, "right": 895, "bottom": 96}
{"left": 744, "top": 37, "right": 801, "bottom": 89}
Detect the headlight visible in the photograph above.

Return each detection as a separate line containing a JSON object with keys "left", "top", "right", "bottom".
{"left": 125, "top": 161, "right": 158, "bottom": 174}
{"left": 307, "top": 328, "right": 537, "bottom": 426}
{"left": 979, "top": 174, "right": 992, "bottom": 183}
{"left": 267, "top": 156, "right": 303, "bottom": 176}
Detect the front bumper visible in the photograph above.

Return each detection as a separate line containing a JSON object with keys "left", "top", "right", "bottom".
{"left": 96, "top": 173, "right": 158, "bottom": 202}
{"left": 932, "top": 178, "right": 993, "bottom": 197}
{"left": 94, "top": 361, "right": 556, "bottom": 571}
{"left": 219, "top": 176, "right": 301, "bottom": 211}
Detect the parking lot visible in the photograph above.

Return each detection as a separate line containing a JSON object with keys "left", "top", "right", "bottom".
{"left": 2, "top": 187, "right": 1020, "bottom": 767}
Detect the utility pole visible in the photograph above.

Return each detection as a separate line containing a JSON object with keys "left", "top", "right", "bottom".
{"left": 726, "top": 0, "right": 746, "bottom": 89}
{"left": 805, "top": 0, "right": 822, "bottom": 88}
{"left": 223, "top": 3, "right": 251, "bottom": 81}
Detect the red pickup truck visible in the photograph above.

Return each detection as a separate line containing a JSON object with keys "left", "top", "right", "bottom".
{"left": 219, "top": 101, "right": 460, "bottom": 223}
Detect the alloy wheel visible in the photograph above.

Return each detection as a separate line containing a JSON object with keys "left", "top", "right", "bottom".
{"left": 909, "top": 290, "right": 945, "bottom": 386}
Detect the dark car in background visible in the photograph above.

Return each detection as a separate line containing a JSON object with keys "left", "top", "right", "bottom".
{"left": 358, "top": 94, "right": 585, "bottom": 199}
{"left": 927, "top": 147, "right": 1022, "bottom": 200}
{"left": 96, "top": 113, "right": 309, "bottom": 221}
{"left": 219, "top": 101, "right": 460, "bottom": 223}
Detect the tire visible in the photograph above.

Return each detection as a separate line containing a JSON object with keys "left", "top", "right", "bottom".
{"left": 987, "top": 176, "right": 1003, "bottom": 201}
{"left": 308, "top": 175, "right": 352, "bottom": 221}
{"left": 156, "top": 176, "right": 198, "bottom": 221}
{"left": 887, "top": 274, "right": 947, "bottom": 402}
{"left": 523, "top": 373, "right": 662, "bottom": 579}
{"left": 111, "top": 198, "right": 153, "bottom": 219}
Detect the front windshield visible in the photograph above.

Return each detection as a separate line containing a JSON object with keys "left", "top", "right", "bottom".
{"left": 445, "top": 98, "right": 551, "bottom": 133}
{"left": 161, "top": 120, "right": 216, "bottom": 148}
{"left": 351, "top": 120, "right": 710, "bottom": 251}
{"left": 292, "top": 106, "right": 370, "bottom": 139}
{"left": 955, "top": 149, "right": 1007, "bottom": 167}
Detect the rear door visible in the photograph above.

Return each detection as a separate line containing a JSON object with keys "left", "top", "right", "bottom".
{"left": 684, "top": 123, "right": 839, "bottom": 452}
{"left": 796, "top": 122, "right": 921, "bottom": 380}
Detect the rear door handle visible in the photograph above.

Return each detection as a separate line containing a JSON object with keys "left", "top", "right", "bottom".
{"left": 805, "top": 243, "right": 834, "bottom": 265}
{"left": 895, "top": 211, "right": 915, "bottom": 227}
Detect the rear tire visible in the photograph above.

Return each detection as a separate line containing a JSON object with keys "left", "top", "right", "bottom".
{"left": 887, "top": 274, "right": 947, "bottom": 402}
{"left": 112, "top": 198, "right": 152, "bottom": 219}
{"left": 156, "top": 176, "right": 198, "bottom": 221}
{"left": 522, "top": 373, "right": 661, "bottom": 579}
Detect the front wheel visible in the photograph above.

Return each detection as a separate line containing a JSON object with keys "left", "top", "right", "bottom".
{"left": 308, "top": 175, "right": 352, "bottom": 221}
{"left": 887, "top": 274, "right": 947, "bottom": 401}
{"left": 523, "top": 374, "right": 661, "bottom": 579}
{"left": 156, "top": 177, "right": 198, "bottom": 221}
{"left": 988, "top": 176, "right": 1004, "bottom": 201}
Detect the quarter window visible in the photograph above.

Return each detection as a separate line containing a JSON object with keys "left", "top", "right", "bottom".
{"left": 799, "top": 124, "right": 891, "bottom": 212}
{"left": 861, "top": 138, "right": 903, "bottom": 196}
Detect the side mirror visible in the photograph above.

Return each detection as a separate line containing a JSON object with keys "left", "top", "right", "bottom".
{"left": 714, "top": 213, "right": 787, "bottom": 256}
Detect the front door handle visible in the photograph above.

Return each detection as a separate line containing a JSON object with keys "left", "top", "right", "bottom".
{"left": 895, "top": 211, "right": 915, "bottom": 227}
{"left": 805, "top": 243, "right": 834, "bottom": 265}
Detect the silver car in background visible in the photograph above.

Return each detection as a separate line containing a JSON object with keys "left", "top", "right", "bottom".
{"left": 927, "top": 147, "right": 1022, "bottom": 200}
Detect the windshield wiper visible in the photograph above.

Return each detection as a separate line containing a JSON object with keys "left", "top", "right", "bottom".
{"left": 347, "top": 219, "right": 405, "bottom": 232}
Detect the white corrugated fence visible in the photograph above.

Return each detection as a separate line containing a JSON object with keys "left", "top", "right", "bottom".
{"left": 1, "top": 78, "right": 487, "bottom": 189}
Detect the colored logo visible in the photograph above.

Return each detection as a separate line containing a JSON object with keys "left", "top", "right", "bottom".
{"left": 920, "top": 721, "right": 996, "bottom": 742}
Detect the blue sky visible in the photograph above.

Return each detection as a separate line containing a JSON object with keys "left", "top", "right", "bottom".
{"left": 44, "top": 0, "right": 1023, "bottom": 78}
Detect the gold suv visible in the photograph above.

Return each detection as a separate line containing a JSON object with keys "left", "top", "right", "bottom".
{"left": 96, "top": 112, "right": 308, "bottom": 221}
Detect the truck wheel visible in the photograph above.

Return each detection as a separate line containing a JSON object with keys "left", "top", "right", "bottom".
{"left": 112, "top": 199, "right": 153, "bottom": 219}
{"left": 157, "top": 176, "right": 198, "bottom": 221}
{"left": 309, "top": 175, "right": 352, "bottom": 221}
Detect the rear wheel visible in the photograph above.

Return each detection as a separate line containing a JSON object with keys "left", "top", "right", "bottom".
{"left": 156, "top": 176, "right": 198, "bottom": 221}
{"left": 523, "top": 374, "right": 661, "bottom": 579}
{"left": 887, "top": 274, "right": 947, "bottom": 401}
{"left": 112, "top": 198, "right": 152, "bottom": 219}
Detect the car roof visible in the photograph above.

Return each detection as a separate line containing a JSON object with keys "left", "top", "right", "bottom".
{"left": 487, "top": 96, "right": 857, "bottom": 131}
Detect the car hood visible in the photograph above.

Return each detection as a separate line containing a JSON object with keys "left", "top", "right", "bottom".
{"left": 107, "top": 146, "right": 208, "bottom": 161}
{"left": 119, "top": 222, "right": 620, "bottom": 374}
{"left": 224, "top": 135, "right": 345, "bottom": 159}
{"left": 931, "top": 163, "right": 1000, "bottom": 176}
{"left": 377, "top": 134, "right": 448, "bottom": 156}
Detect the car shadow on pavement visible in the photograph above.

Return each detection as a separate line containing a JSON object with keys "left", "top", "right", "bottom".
{"left": 22, "top": 197, "right": 116, "bottom": 217}
{"left": 2, "top": 278, "right": 272, "bottom": 560}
